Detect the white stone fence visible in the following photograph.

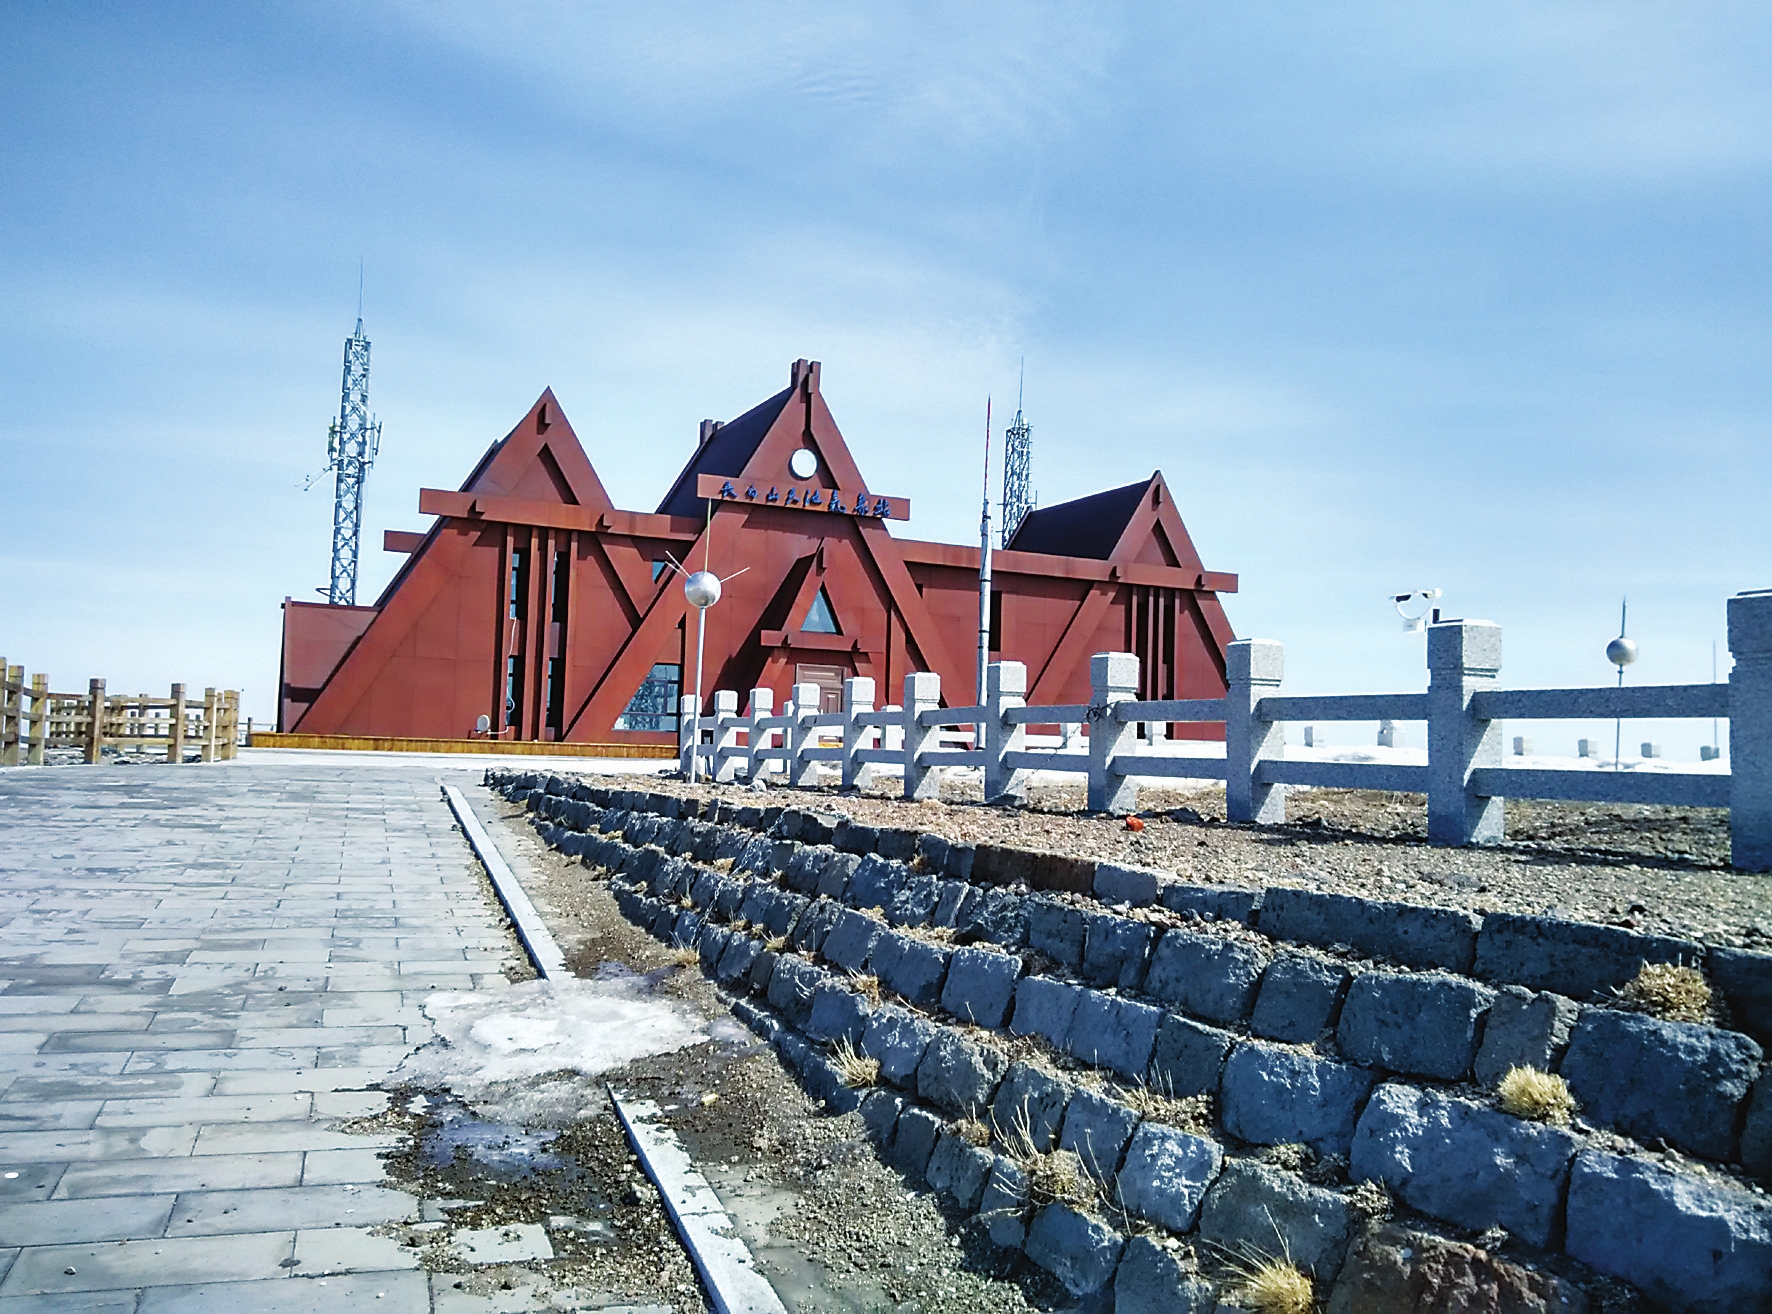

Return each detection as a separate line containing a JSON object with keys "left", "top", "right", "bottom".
{"left": 680, "top": 590, "right": 1772, "bottom": 869}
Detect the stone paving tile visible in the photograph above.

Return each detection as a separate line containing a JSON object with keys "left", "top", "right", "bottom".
{"left": 94, "top": 1094, "right": 316, "bottom": 1127}
{"left": 166, "top": 1183, "right": 417, "bottom": 1236}
{"left": 299, "top": 1147, "right": 389, "bottom": 1186}
{"left": 54, "top": 1152, "right": 306, "bottom": 1199}
{"left": 292, "top": 1224, "right": 421, "bottom": 1273}
{"left": 0, "top": 1231, "right": 295, "bottom": 1296}
{"left": 0, "top": 1290, "right": 141, "bottom": 1313}
{"left": 0, "top": 1103, "right": 103, "bottom": 1132}
{"left": 0, "top": 1193, "right": 175, "bottom": 1244}
{"left": 0, "top": 1126, "right": 198, "bottom": 1162}
{"left": 0, "top": 1165, "right": 64, "bottom": 1200}
{"left": 132, "top": 1270, "right": 431, "bottom": 1312}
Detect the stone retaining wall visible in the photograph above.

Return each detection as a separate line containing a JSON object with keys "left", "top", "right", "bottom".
{"left": 492, "top": 771, "right": 1772, "bottom": 1313}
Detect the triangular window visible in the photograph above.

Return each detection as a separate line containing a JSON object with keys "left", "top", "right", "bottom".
{"left": 802, "top": 588, "right": 841, "bottom": 634}
{"left": 614, "top": 663, "right": 681, "bottom": 732}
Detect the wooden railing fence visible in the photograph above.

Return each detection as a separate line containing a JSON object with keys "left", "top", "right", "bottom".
{"left": 1, "top": 658, "right": 240, "bottom": 766}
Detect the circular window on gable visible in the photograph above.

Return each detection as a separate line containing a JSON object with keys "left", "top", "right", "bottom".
{"left": 789, "top": 448, "right": 818, "bottom": 479}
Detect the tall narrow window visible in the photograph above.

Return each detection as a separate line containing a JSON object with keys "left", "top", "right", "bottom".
{"left": 550, "top": 550, "right": 569, "bottom": 623}
{"left": 504, "top": 656, "right": 524, "bottom": 731}
{"left": 545, "top": 656, "right": 564, "bottom": 733}
{"left": 989, "top": 588, "right": 1004, "bottom": 653}
{"left": 508, "top": 549, "right": 528, "bottom": 620}
{"left": 802, "top": 587, "right": 840, "bottom": 634}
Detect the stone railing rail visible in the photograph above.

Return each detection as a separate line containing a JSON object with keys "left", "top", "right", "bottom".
{"left": 681, "top": 590, "right": 1772, "bottom": 870}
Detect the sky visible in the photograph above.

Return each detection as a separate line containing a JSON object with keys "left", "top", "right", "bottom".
{"left": 2, "top": 2, "right": 1767, "bottom": 758}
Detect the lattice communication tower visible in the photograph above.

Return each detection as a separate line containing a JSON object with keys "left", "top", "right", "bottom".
{"left": 325, "top": 317, "right": 382, "bottom": 605}
{"left": 1000, "top": 370, "right": 1033, "bottom": 547}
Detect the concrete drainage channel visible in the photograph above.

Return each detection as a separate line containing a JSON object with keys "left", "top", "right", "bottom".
{"left": 490, "top": 769, "right": 1772, "bottom": 1314}
{"left": 443, "top": 784, "right": 788, "bottom": 1314}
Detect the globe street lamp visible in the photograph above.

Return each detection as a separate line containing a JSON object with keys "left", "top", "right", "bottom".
{"left": 1607, "top": 598, "right": 1638, "bottom": 770}
{"left": 663, "top": 556, "right": 745, "bottom": 784}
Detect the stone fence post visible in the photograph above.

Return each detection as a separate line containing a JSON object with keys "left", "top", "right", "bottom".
{"left": 677, "top": 693, "right": 699, "bottom": 779}
{"left": 842, "top": 676, "right": 875, "bottom": 792}
{"left": 1728, "top": 589, "right": 1772, "bottom": 870}
{"left": 711, "top": 690, "right": 741, "bottom": 783}
{"left": 902, "top": 672, "right": 942, "bottom": 800}
{"left": 1427, "top": 620, "right": 1504, "bottom": 845}
{"left": 1087, "top": 652, "right": 1139, "bottom": 814}
{"left": 1226, "top": 639, "right": 1285, "bottom": 824}
{"left": 788, "top": 681, "right": 822, "bottom": 787}
{"left": 746, "top": 688, "right": 773, "bottom": 783}
{"left": 985, "top": 660, "right": 1028, "bottom": 804}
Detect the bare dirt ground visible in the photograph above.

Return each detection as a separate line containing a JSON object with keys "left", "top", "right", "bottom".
{"left": 606, "top": 770, "right": 1769, "bottom": 950}
{"left": 360, "top": 797, "right": 1073, "bottom": 1313}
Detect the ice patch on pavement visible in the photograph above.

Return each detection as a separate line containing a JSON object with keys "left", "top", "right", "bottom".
{"left": 395, "top": 967, "right": 707, "bottom": 1100}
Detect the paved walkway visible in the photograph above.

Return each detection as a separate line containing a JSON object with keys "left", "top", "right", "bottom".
{"left": 0, "top": 753, "right": 620, "bottom": 1312}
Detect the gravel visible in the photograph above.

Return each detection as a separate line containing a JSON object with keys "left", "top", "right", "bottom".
{"left": 615, "top": 773, "right": 1770, "bottom": 951}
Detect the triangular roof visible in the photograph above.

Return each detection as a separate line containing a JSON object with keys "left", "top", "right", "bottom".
{"left": 654, "top": 386, "right": 795, "bottom": 518}
{"left": 1007, "top": 479, "right": 1149, "bottom": 559}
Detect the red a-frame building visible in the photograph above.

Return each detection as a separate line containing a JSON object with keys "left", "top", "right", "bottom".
{"left": 279, "top": 360, "right": 1239, "bottom": 748}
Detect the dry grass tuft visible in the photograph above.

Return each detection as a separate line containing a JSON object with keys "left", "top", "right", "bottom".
{"left": 764, "top": 935, "right": 789, "bottom": 953}
{"left": 1024, "top": 1148, "right": 1095, "bottom": 1209}
{"left": 1120, "top": 1077, "right": 1213, "bottom": 1133}
{"left": 848, "top": 972, "right": 883, "bottom": 1006}
{"left": 1496, "top": 1065, "right": 1578, "bottom": 1126}
{"left": 1615, "top": 961, "right": 1713, "bottom": 1024}
{"left": 1240, "top": 1259, "right": 1313, "bottom": 1314}
{"left": 669, "top": 947, "right": 700, "bottom": 969}
{"left": 678, "top": 895, "right": 695, "bottom": 910}
{"left": 954, "top": 1117, "right": 992, "bottom": 1147}
{"left": 829, "top": 1037, "right": 880, "bottom": 1089}
{"left": 712, "top": 856, "right": 735, "bottom": 872}
{"left": 729, "top": 917, "right": 750, "bottom": 933}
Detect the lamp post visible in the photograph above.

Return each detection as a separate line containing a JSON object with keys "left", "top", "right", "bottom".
{"left": 683, "top": 569, "right": 721, "bottom": 785}
{"left": 1607, "top": 599, "right": 1638, "bottom": 770}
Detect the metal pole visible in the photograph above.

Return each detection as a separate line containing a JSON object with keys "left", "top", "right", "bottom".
{"left": 977, "top": 397, "right": 992, "bottom": 716}
{"left": 691, "top": 605, "right": 707, "bottom": 784}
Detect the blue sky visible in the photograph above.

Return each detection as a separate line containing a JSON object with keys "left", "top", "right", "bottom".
{"left": 2, "top": 3, "right": 1766, "bottom": 756}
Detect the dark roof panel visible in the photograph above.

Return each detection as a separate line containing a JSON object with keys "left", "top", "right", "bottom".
{"left": 654, "top": 386, "right": 794, "bottom": 518}
{"left": 1005, "top": 478, "right": 1149, "bottom": 559}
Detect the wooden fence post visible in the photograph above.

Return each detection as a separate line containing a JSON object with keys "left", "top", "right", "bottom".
{"left": 27, "top": 674, "right": 47, "bottom": 765}
{"left": 1, "top": 662, "right": 19, "bottom": 767}
{"left": 224, "top": 692, "right": 239, "bottom": 759}
{"left": 200, "top": 687, "right": 218, "bottom": 763}
{"left": 85, "top": 678, "right": 106, "bottom": 763}
{"left": 168, "top": 683, "right": 186, "bottom": 764}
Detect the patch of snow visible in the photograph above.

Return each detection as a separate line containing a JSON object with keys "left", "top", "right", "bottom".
{"left": 396, "top": 972, "right": 707, "bottom": 1101}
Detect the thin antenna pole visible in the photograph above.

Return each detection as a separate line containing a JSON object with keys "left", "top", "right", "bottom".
{"left": 978, "top": 397, "right": 993, "bottom": 714}
{"left": 357, "top": 259, "right": 364, "bottom": 325}
{"left": 1614, "top": 598, "right": 1626, "bottom": 771}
